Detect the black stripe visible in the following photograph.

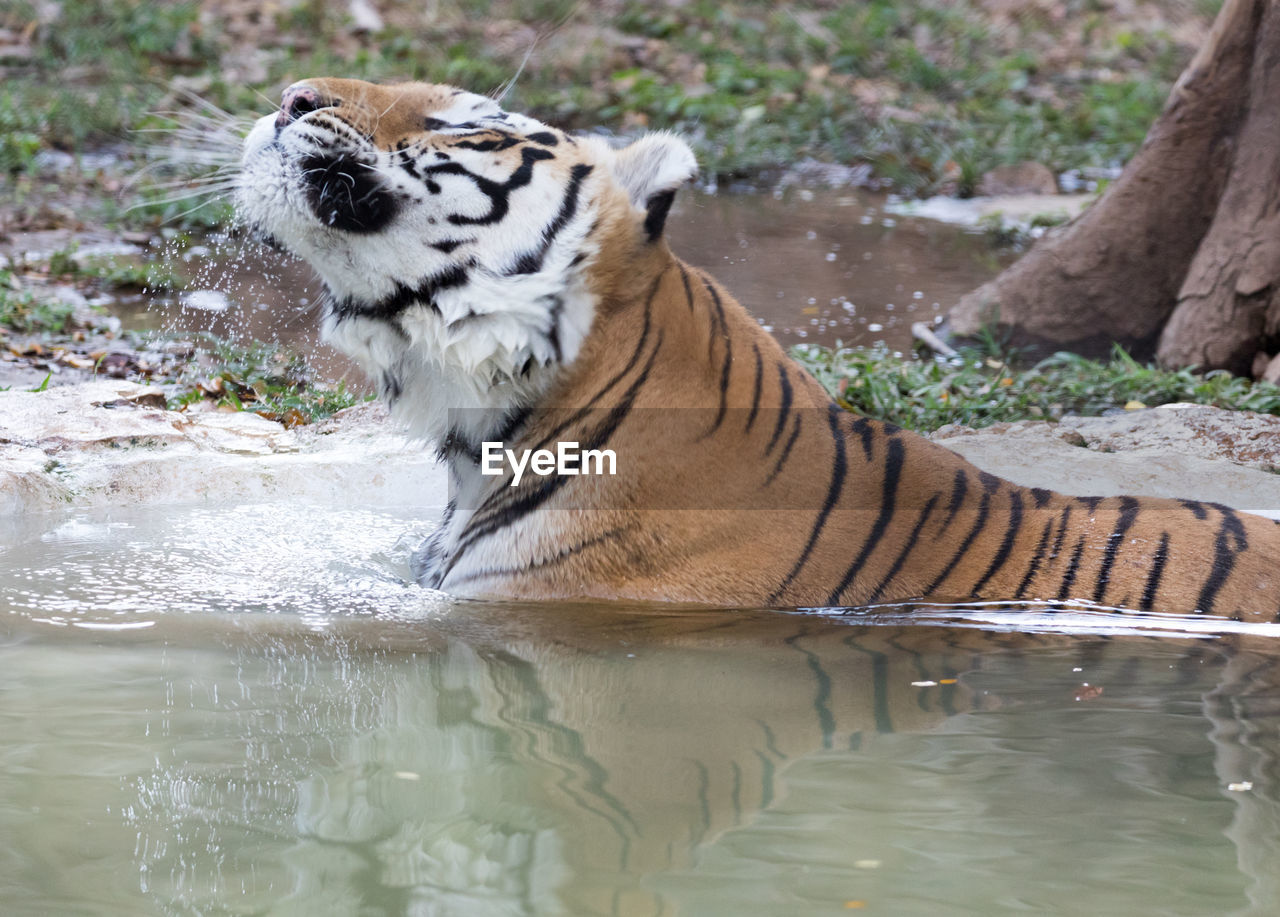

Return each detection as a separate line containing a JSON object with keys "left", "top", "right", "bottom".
{"left": 678, "top": 262, "right": 695, "bottom": 312}
{"left": 1079, "top": 495, "right": 1103, "bottom": 514}
{"left": 970, "top": 489, "right": 1024, "bottom": 595}
{"left": 924, "top": 485, "right": 994, "bottom": 596}
{"left": 1180, "top": 499, "right": 1207, "bottom": 520}
{"left": 1056, "top": 536, "right": 1088, "bottom": 602}
{"left": 766, "top": 403, "right": 848, "bottom": 605}
{"left": 867, "top": 494, "right": 940, "bottom": 603}
{"left": 939, "top": 469, "right": 968, "bottom": 534}
{"left": 701, "top": 278, "right": 733, "bottom": 433}
{"left": 745, "top": 342, "right": 763, "bottom": 432}
{"left": 1051, "top": 505, "right": 1073, "bottom": 560}
{"left": 701, "top": 275, "right": 728, "bottom": 359}
{"left": 1030, "top": 487, "right": 1052, "bottom": 508}
{"left": 1195, "top": 505, "right": 1248, "bottom": 614}
{"left": 416, "top": 145, "right": 556, "bottom": 227}
{"left": 329, "top": 262, "right": 471, "bottom": 320}
{"left": 1092, "top": 496, "right": 1139, "bottom": 604}
{"left": 765, "top": 363, "right": 793, "bottom": 454}
{"left": 709, "top": 332, "right": 733, "bottom": 434}
{"left": 1014, "top": 518, "right": 1056, "bottom": 599}
{"left": 452, "top": 135, "right": 523, "bottom": 152}
{"left": 848, "top": 417, "right": 874, "bottom": 461}
{"left": 1139, "top": 531, "right": 1170, "bottom": 611}
{"left": 762, "top": 413, "right": 803, "bottom": 487}
{"left": 507, "top": 163, "right": 593, "bottom": 275}
{"left": 827, "top": 437, "right": 905, "bottom": 605}
{"left": 429, "top": 238, "right": 473, "bottom": 254}
{"left": 582, "top": 271, "right": 661, "bottom": 408}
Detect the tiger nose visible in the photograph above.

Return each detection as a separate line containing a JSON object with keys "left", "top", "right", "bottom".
{"left": 276, "top": 85, "right": 331, "bottom": 128}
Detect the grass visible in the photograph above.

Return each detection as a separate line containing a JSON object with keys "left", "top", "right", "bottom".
{"left": 793, "top": 338, "right": 1280, "bottom": 433}
{"left": 87, "top": 259, "right": 183, "bottom": 292}
{"left": 0, "top": 270, "right": 80, "bottom": 334}
{"left": 9, "top": 242, "right": 183, "bottom": 296}
{"left": 166, "top": 335, "right": 370, "bottom": 425}
{"left": 0, "top": 0, "right": 216, "bottom": 153}
{"left": 0, "top": 0, "right": 1207, "bottom": 191}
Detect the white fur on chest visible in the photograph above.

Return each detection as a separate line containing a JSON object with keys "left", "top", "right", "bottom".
{"left": 322, "top": 266, "right": 595, "bottom": 443}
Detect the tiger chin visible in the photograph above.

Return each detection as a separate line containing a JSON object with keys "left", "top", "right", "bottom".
{"left": 235, "top": 78, "right": 1280, "bottom": 619}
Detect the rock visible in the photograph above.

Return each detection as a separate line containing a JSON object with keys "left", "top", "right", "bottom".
{"left": 976, "top": 161, "right": 1059, "bottom": 196}
{"left": 931, "top": 404, "right": 1280, "bottom": 515}
{"left": 0, "top": 381, "right": 445, "bottom": 514}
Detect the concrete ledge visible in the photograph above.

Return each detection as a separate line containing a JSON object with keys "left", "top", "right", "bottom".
{"left": 0, "top": 382, "right": 446, "bottom": 515}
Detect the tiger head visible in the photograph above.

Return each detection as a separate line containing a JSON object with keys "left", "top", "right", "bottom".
{"left": 237, "top": 78, "right": 696, "bottom": 438}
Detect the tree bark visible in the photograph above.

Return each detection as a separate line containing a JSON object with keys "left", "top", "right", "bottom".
{"left": 947, "top": 0, "right": 1279, "bottom": 373}
{"left": 1158, "top": 0, "right": 1280, "bottom": 373}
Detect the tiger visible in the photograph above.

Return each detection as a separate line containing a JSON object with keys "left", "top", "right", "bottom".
{"left": 235, "top": 78, "right": 1280, "bottom": 618}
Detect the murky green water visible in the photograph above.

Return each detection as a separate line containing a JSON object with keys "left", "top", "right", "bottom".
{"left": 3, "top": 503, "right": 1280, "bottom": 915}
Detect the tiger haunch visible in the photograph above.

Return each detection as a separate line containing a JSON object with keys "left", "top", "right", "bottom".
{"left": 236, "top": 78, "right": 1280, "bottom": 619}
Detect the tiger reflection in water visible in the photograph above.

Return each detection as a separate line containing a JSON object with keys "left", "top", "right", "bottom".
{"left": 122, "top": 609, "right": 1280, "bottom": 915}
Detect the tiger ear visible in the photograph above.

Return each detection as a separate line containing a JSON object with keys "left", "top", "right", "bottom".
{"left": 608, "top": 132, "right": 697, "bottom": 241}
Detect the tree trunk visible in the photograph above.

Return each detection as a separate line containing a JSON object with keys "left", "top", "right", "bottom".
{"left": 947, "top": 0, "right": 1280, "bottom": 375}
{"left": 1158, "top": 0, "right": 1280, "bottom": 374}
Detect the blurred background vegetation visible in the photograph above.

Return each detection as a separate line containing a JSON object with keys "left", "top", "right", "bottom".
{"left": 0, "top": 0, "right": 1220, "bottom": 193}
{"left": 11, "top": 0, "right": 1274, "bottom": 430}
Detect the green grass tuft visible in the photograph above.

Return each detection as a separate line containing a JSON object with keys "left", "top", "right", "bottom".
{"left": 794, "top": 340, "right": 1280, "bottom": 432}
{"left": 0, "top": 270, "right": 80, "bottom": 334}
{"left": 167, "top": 335, "right": 371, "bottom": 424}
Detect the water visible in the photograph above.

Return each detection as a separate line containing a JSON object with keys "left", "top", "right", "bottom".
{"left": 3, "top": 502, "right": 1280, "bottom": 915}
{"left": 109, "top": 188, "right": 1004, "bottom": 362}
